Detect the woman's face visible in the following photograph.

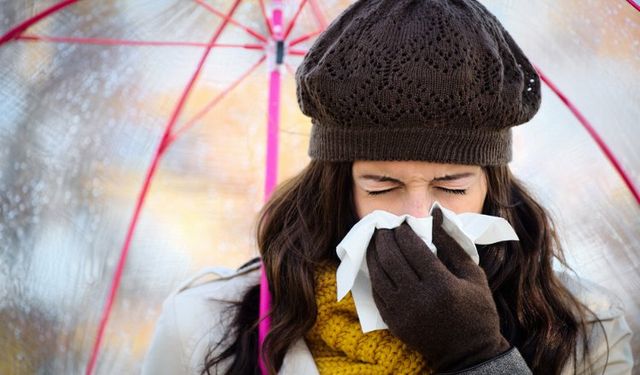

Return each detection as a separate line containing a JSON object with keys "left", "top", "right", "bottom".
{"left": 352, "top": 160, "right": 488, "bottom": 219}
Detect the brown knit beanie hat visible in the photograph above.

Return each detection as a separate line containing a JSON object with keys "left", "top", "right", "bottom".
{"left": 295, "top": 0, "right": 541, "bottom": 166}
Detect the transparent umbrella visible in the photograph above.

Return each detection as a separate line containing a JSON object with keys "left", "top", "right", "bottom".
{"left": 0, "top": 1, "right": 638, "bottom": 374}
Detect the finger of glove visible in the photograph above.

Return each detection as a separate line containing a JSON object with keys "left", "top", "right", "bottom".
{"left": 393, "top": 222, "right": 451, "bottom": 281}
{"left": 366, "top": 238, "right": 400, "bottom": 310}
{"left": 432, "top": 207, "right": 486, "bottom": 282}
{"left": 370, "top": 228, "right": 420, "bottom": 286}
{"left": 366, "top": 231, "right": 400, "bottom": 300}
{"left": 371, "top": 285, "right": 391, "bottom": 317}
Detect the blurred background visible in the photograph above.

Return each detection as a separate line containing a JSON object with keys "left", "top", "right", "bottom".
{"left": 0, "top": 0, "right": 638, "bottom": 373}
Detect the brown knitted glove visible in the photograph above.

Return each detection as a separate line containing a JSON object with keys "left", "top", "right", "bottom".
{"left": 366, "top": 207, "right": 510, "bottom": 373}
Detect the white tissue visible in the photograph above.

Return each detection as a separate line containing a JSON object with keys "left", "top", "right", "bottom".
{"left": 335, "top": 201, "right": 519, "bottom": 333}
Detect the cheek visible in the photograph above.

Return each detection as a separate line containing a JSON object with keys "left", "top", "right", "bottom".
{"left": 438, "top": 191, "right": 485, "bottom": 214}
{"left": 442, "top": 185, "right": 486, "bottom": 214}
{"left": 353, "top": 190, "right": 372, "bottom": 219}
{"left": 455, "top": 189, "right": 486, "bottom": 214}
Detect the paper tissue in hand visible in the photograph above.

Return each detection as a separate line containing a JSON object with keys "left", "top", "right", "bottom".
{"left": 335, "top": 201, "right": 519, "bottom": 333}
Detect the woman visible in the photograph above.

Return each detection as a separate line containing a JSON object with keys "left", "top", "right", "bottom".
{"left": 142, "top": 0, "right": 633, "bottom": 374}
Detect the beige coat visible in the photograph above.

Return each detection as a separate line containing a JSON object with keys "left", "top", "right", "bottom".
{"left": 141, "top": 263, "right": 633, "bottom": 374}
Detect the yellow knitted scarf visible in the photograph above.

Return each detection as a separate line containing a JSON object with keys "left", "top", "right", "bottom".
{"left": 304, "top": 264, "right": 430, "bottom": 374}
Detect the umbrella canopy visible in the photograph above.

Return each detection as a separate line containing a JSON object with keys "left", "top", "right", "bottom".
{"left": 0, "top": 1, "right": 638, "bottom": 374}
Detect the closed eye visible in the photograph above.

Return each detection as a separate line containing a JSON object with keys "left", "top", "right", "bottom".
{"left": 366, "top": 187, "right": 467, "bottom": 195}
{"left": 366, "top": 188, "right": 397, "bottom": 196}
{"left": 437, "top": 187, "right": 467, "bottom": 195}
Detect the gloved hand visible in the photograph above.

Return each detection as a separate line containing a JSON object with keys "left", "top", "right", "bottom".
{"left": 366, "top": 207, "right": 511, "bottom": 373}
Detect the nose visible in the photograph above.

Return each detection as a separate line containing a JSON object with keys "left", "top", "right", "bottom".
{"left": 404, "top": 192, "right": 434, "bottom": 218}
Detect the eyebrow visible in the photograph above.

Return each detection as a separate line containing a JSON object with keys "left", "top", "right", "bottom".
{"left": 358, "top": 172, "right": 475, "bottom": 183}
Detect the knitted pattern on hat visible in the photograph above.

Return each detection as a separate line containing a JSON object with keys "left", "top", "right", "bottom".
{"left": 304, "top": 263, "right": 429, "bottom": 374}
{"left": 296, "top": 0, "right": 541, "bottom": 165}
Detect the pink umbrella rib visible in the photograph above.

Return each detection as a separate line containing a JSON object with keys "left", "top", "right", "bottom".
{"left": 0, "top": 0, "right": 78, "bottom": 45}
{"left": 167, "top": 54, "right": 267, "bottom": 146}
{"left": 284, "top": 0, "right": 308, "bottom": 40}
{"left": 16, "top": 34, "right": 264, "bottom": 50}
{"left": 84, "top": 1, "right": 246, "bottom": 375}
{"left": 258, "top": 0, "right": 274, "bottom": 37}
{"left": 626, "top": 0, "right": 640, "bottom": 12}
{"left": 535, "top": 66, "right": 640, "bottom": 205}
{"left": 308, "top": 0, "right": 328, "bottom": 30}
{"left": 284, "top": 62, "right": 296, "bottom": 77}
{"left": 18, "top": 34, "right": 209, "bottom": 47}
{"left": 288, "top": 30, "right": 321, "bottom": 47}
{"left": 288, "top": 48, "right": 308, "bottom": 56}
{"left": 0, "top": 0, "right": 267, "bottom": 49}
{"left": 193, "top": 0, "right": 268, "bottom": 43}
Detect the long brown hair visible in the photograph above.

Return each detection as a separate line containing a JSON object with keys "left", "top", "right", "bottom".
{"left": 202, "top": 160, "right": 601, "bottom": 375}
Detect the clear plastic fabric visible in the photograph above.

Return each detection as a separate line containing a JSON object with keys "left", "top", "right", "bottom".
{"left": 0, "top": 1, "right": 638, "bottom": 373}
